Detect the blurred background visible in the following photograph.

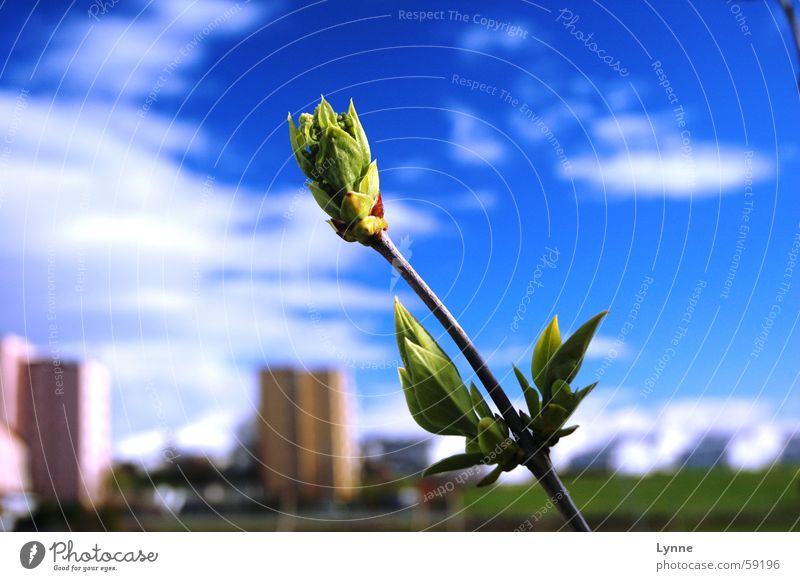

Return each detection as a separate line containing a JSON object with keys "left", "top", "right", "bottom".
{"left": 0, "top": 0, "right": 799, "bottom": 531}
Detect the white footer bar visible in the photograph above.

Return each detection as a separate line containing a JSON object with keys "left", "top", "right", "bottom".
{"left": 1, "top": 532, "right": 797, "bottom": 579}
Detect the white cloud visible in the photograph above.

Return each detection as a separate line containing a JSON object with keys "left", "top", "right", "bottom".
{"left": 174, "top": 410, "right": 242, "bottom": 455}
{"left": 459, "top": 24, "right": 532, "bottom": 53}
{"left": 31, "top": 0, "right": 266, "bottom": 101}
{"left": 115, "top": 429, "right": 166, "bottom": 464}
{"left": 585, "top": 335, "right": 630, "bottom": 359}
{"left": 591, "top": 114, "right": 658, "bottom": 146}
{"left": 566, "top": 147, "right": 773, "bottom": 198}
{"left": 353, "top": 383, "right": 799, "bottom": 480}
{"left": 449, "top": 112, "right": 507, "bottom": 164}
{"left": 0, "top": 86, "right": 442, "bottom": 449}
{"left": 356, "top": 389, "right": 426, "bottom": 439}
{"left": 563, "top": 113, "right": 774, "bottom": 198}
{"left": 450, "top": 189, "right": 498, "bottom": 211}
{"left": 549, "top": 390, "right": 798, "bottom": 474}
{"left": 115, "top": 409, "right": 243, "bottom": 464}
{"left": 0, "top": 1, "right": 451, "bottom": 465}
{"left": 728, "top": 426, "right": 785, "bottom": 470}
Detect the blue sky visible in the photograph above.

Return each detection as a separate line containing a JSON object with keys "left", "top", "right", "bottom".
{"left": 0, "top": 0, "right": 798, "bottom": 471}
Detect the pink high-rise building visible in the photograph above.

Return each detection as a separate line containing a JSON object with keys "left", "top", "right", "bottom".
{"left": 0, "top": 336, "right": 32, "bottom": 515}
{"left": 0, "top": 427, "right": 29, "bottom": 504}
{"left": 17, "top": 359, "right": 111, "bottom": 507}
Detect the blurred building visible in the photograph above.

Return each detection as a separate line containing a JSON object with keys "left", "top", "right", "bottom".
{"left": 258, "top": 368, "right": 358, "bottom": 503}
{"left": 0, "top": 425, "right": 31, "bottom": 531}
{"left": 0, "top": 335, "right": 33, "bottom": 430}
{"left": 781, "top": 433, "right": 800, "bottom": 464}
{"left": 0, "top": 424, "right": 30, "bottom": 506}
{"left": 17, "top": 359, "right": 111, "bottom": 507}
{"left": 362, "top": 437, "right": 431, "bottom": 477}
{"left": 566, "top": 440, "right": 619, "bottom": 473}
{"left": 0, "top": 337, "right": 34, "bottom": 527}
{"left": 680, "top": 434, "right": 730, "bottom": 469}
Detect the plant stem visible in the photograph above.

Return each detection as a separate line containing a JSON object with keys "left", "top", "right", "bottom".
{"left": 371, "top": 232, "right": 591, "bottom": 532}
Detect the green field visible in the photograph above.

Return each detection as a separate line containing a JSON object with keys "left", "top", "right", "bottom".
{"left": 32, "top": 466, "right": 798, "bottom": 531}
{"left": 462, "top": 467, "right": 800, "bottom": 531}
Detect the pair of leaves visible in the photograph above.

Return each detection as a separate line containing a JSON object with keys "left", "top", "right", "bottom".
{"left": 395, "top": 299, "right": 522, "bottom": 483}
{"left": 420, "top": 452, "right": 509, "bottom": 487}
{"left": 517, "top": 311, "right": 607, "bottom": 444}
{"left": 395, "top": 299, "right": 477, "bottom": 437}
{"left": 395, "top": 298, "right": 607, "bottom": 484}
{"left": 423, "top": 385, "right": 521, "bottom": 480}
{"left": 532, "top": 312, "right": 607, "bottom": 402}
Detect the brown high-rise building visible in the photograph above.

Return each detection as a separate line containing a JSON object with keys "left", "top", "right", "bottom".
{"left": 258, "top": 368, "right": 358, "bottom": 503}
{"left": 0, "top": 335, "right": 32, "bottom": 430}
{"left": 17, "top": 359, "right": 111, "bottom": 507}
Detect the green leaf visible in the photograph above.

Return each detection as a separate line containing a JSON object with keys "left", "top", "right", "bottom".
{"left": 550, "top": 379, "right": 575, "bottom": 410}
{"left": 545, "top": 311, "right": 608, "bottom": 390}
{"left": 477, "top": 417, "right": 508, "bottom": 457}
{"left": 287, "top": 113, "right": 315, "bottom": 176}
{"left": 513, "top": 364, "right": 530, "bottom": 391}
{"left": 358, "top": 160, "right": 379, "bottom": 199}
{"left": 514, "top": 365, "right": 541, "bottom": 419}
{"left": 554, "top": 425, "right": 579, "bottom": 438}
{"left": 476, "top": 465, "right": 504, "bottom": 487}
{"left": 317, "top": 125, "right": 363, "bottom": 194}
{"left": 394, "top": 299, "right": 454, "bottom": 371}
{"left": 394, "top": 300, "right": 470, "bottom": 412}
{"left": 532, "top": 316, "right": 562, "bottom": 399}
{"left": 531, "top": 403, "right": 569, "bottom": 435}
{"left": 499, "top": 443, "right": 524, "bottom": 471}
{"left": 422, "top": 453, "right": 485, "bottom": 477}
{"left": 404, "top": 339, "right": 477, "bottom": 435}
{"left": 470, "top": 383, "right": 493, "bottom": 419}
{"left": 315, "top": 96, "right": 338, "bottom": 128}
{"left": 348, "top": 99, "right": 371, "bottom": 168}
{"left": 307, "top": 181, "right": 338, "bottom": 218}
{"left": 575, "top": 381, "right": 598, "bottom": 405}
{"left": 398, "top": 367, "right": 446, "bottom": 435}
{"left": 466, "top": 436, "right": 481, "bottom": 454}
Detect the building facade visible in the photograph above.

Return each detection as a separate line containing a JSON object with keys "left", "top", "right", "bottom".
{"left": 17, "top": 359, "right": 111, "bottom": 507}
{"left": 0, "top": 426, "right": 29, "bottom": 499}
{"left": 0, "top": 335, "right": 32, "bottom": 430}
{"left": 258, "top": 368, "right": 358, "bottom": 503}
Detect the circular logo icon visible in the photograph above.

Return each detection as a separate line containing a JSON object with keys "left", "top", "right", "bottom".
{"left": 20, "top": 541, "right": 46, "bottom": 569}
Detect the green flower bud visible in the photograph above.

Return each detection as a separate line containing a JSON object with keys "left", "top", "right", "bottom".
{"left": 317, "top": 125, "right": 364, "bottom": 195}
{"left": 348, "top": 216, "right": 387, "bottom": 244}
{"left": 288, "top": 96, "right": 387, "bottom": 244}
{"left": 340, "top": 191, "right": 374, "bottom": 223}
